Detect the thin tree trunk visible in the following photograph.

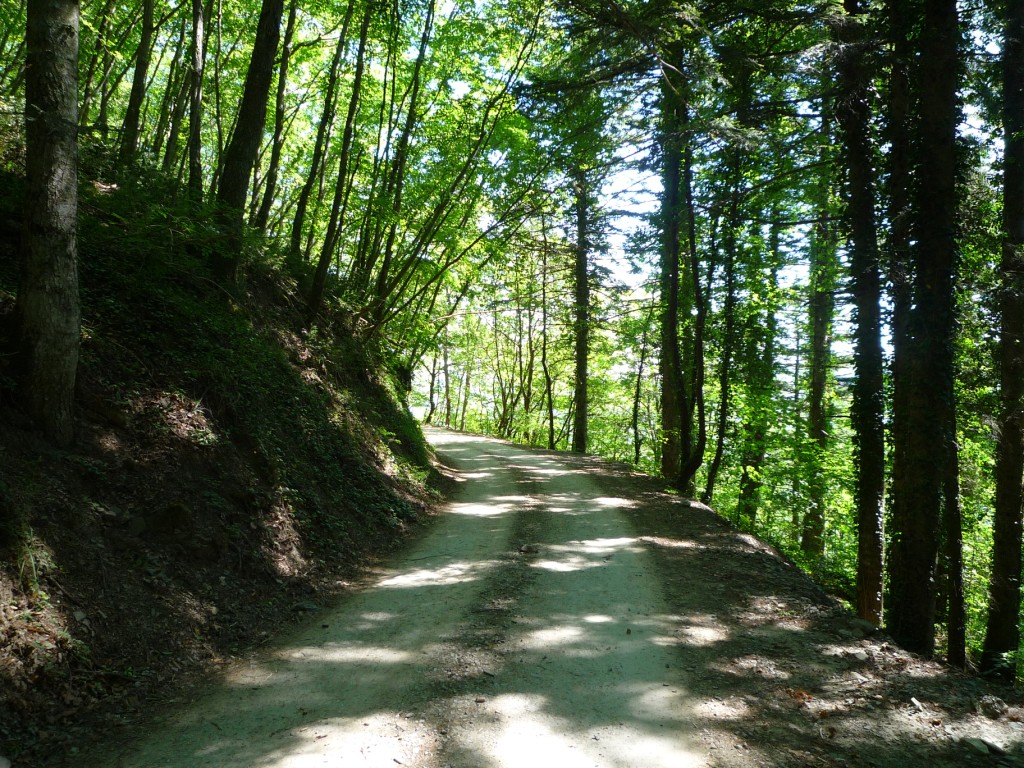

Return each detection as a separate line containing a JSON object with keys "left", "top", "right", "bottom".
{"left": 703, "top": 176, "right": 738, "bottom": 505}
{"left": 288, "top": 18, "right": 349, "bottom": 266}
{"left": 307, "top": 2, "right": 371, "bottom": 323}
{"left": 943, "top": 427, "right": 966, "bottom": 667}
{"left": 18, "top": 0, "right": 80, "bottom": 447}
{"left": 187, "top": 0, "right": 205, "bottom": 202}
{"left": 801, "top": 161, "right": 836, "bottom": 558}
{"left": 571, "top": 165, "right": 590, "bottom": 454}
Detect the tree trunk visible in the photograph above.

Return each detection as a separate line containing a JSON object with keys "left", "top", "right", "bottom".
{"left": 982, "top": 0, "right": 1024, "bottom": 679}
{"left": 119, "top": 0, "right": 154, "bottom": 165}
{"left": 571, "top": 165, "right": 590, "bottom": 454}
{"left": 187, "top": 0, "right": 205, "bottom": 202}
{"left": 288, "top": 19, "right": 349, "bottom": 266}
{"left": 214, "top": 0, "right": 284, "bottom": 280}
{"left": 703, "top": 180, "right": 738, "bottom": 505}
{"left": 835, "top": 0, "right": 886, "bottom": 626}
{"left": 17, "top": 0, "right": 81, "bottom": 447}
{"left": 658, "top": 69, "right": 686, "bottom": 485}
{"left": 887, "top": 0, "right": 960, "bottom": 657}
{"left": 943, "top": 428, "right": 966, "bottom": 667}
{"left": 801, "top": 165, "right": 836, "bottom": 558}
{"left": 252, "top": 0, "right": 297, "bottom": 233}
{"left": 307, "top": 2, "right": 371, "bottom": 324}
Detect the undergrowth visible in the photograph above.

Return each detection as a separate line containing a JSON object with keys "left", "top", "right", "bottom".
{"left": 0, "top": 144, "right": 439, "bottom": 763}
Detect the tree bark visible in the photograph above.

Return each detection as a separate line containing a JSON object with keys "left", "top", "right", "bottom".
{"left": 835, "top": 0, "right": 885, "bottom": 626}
{"left": 119, "top": 0, "right": 154, "bottom": 165}
{"left": 214, "top": 0, "right": 284, "bottom": 280}
{"left": 982, "top": 0, "right": 1024, "bottom": 679}
{"left": 17, "top": 0, "right": 81, "bottom": 447}
{"left": 252, "top": 0, "right": 297, "bottom": 233}
{"left": 658, "top": 69, "right": 686, "bottom": 485}
{"left": 887, "top": 0, "right": 960, "bottom": 657}
{"left": 187, "top": 0, "right": 205, "bottom": 202}
{"left": 571, "top": 165, "right": 590, "bottom": 454}
{"left": 801, "top": 162, "right": 836, "bottom": 558}
{"left": 288, "top": 18, "right": 349, "bottom": 266}
{"left": 307, "top": 2, "right": 372, "bottom": 324}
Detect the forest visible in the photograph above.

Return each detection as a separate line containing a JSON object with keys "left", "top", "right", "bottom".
{"left": 2, "top": 0, "right": 1024, "bottom": 683}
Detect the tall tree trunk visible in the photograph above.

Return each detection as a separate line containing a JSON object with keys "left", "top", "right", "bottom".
{"left": 214, "top": 0, "right": 284, "bottom": 280}
{"left": 253, "top": 0, "right": 297, "bottom": 233}
{"left": 571, "top": 165, "right": 590, "bottom": 454}
{"left": 288, "top": 18, "right": 349, "bottom": 266}
{"left": 187, "top": 0, "right": 205, "bottom": 202}
{"left": 307, "top": 2, "right": 372, "bottom": 324}
{"left": 18, "top": 0, "right": 80, "bottom": 447}
{"left": 633, "top": 317, "right": 651, "bottom": 466}
{"left": 982, "top": 0, "right": 1024, "bottom": 679}
{"left": 801, "top": 165, "right": 836, "bottom": 558}
{"left": 118, "top": 0, "right": 154, "bottom": 165}
{"left": 541, "top": 226, "right": 556, "bottom": 450}
{"left": 943, "top": 427, "right": 966, "bottom": 667}
{"left": 835, "top": 0, "right": 886, "bottom": 625}
{"left": 659, "top": 67, "right": 686, "bottom": 485}
{"left": 78, "top": 0, "right": 113, "bottom": 128}
{"left": 703, "top": 180, "right": 738, "bottom": 505}
{"left": 678, "top": 111, "right": 708, "bottom": 494}
{"left": 736, "top": 230, "right": 779, "bottom": 527}
{"left": 887, "top": 0, "right": 960, "bottom": 657}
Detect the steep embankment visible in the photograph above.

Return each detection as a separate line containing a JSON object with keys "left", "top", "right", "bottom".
{"left": 0, "top": 167, "right": 441, "bottom": 765}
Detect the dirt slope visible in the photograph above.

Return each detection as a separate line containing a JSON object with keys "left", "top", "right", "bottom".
{"left": 83, "top": 430, "right": 1024, "bottom": 767}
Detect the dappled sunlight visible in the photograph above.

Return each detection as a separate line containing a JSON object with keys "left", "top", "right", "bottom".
{"left": 712, "top": 654, "right": 792, "bottom": 681}
{"left": 116, "top": 428, "right": 709, "bottom": 768}
{"left": 378, "top": 559, "right": 499, "bottom": 588}
{"left": 595, "top": 496, "right": 637, "bottom": 508}
{"left": 249, "top": 711, "right": 435, "bottom": 768}
{"left": 280, "top": 644, "right": 415, "bottom": 665}
{"left": 692, "top": 696, "right": 752, "bottom": 720}
{"left": 456, "top": 690, "right": 704, "bottom": 768}
{"left": 449, "top": 500, "right": 515, "bottom": 518}
{"left": 456, "top": 471, "right": 494, "bottom": 480}
{"left": 531, "top": 537, "right": 644, "bottom": 573}
{"left": 519, "top": 624, "right": 586, "bottom": 649}
{"left": 676, "top": 623, "right": 730, "bottom": 647}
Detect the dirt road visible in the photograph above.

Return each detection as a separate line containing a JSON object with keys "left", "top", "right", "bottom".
{"left": 106, "top": 429, "right": 1024, "bottom": 768}
{"left": 109, "top": 429, "right": 706, "bottom": 767}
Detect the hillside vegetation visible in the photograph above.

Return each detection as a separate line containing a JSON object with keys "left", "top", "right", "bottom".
{"left": 0, "top": 156, "right": 440, "bottom": 764}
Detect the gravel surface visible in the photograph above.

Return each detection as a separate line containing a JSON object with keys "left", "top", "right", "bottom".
{"left": 96, "top": 429, "right": 1024, "bottom": 767}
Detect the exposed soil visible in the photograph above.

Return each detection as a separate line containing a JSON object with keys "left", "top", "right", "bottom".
{"left": 40, "top": 429, "right": 1024, "bottom": 768}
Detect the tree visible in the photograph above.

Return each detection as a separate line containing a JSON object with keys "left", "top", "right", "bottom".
{"left": 982, "top": 0, "right": 1024, "bottom": 678}
{"left": 833, "top": 0, "right": 885, "bottom": 625}
{"left": 887, "top": 0, "right": 961, "bottom": 656}
{"left": 571, "top": 164, "right": 590, "bottom": 453}
{"left": 214, "top": 0, "right": 284, "bottom": 280}
{"left": 16, "top": 0, "right": 81, "bottom": 447}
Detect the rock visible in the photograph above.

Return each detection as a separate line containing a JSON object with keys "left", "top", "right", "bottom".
{"left": 518, "top": 544, "right": 540, "bottom": 554}
{"left": 979, "top": 695, "right": 1009, "bottom": 719}
{"left": 849, "top": 618, "right": 878, "bottom": 638}
{"left": 0, "top": 756, "right": 10, "bottom": 768}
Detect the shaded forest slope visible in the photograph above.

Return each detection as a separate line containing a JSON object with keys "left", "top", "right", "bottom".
{"left": 0, "top": 159, "right": 441, "bottom": 764}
